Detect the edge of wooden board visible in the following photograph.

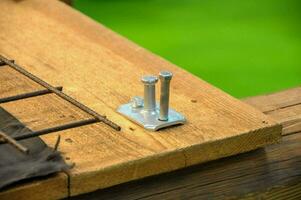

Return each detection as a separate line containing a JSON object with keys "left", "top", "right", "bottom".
{"left": 0, "top": 0, "right": 283, "bottom": 198}
{"left": 69, "top": 123, "right": 282, "bottom": 196}
{"left": 0, "top": 173, "right": 68, "bottom": 200}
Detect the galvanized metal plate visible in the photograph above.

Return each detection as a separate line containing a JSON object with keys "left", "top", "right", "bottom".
{"left": 117, "top": 100, "right": 186, "bottom": 131}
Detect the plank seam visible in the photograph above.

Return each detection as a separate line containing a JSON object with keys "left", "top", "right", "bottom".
{"left": 264, "top": 102, "right": 301, "bottom": 114}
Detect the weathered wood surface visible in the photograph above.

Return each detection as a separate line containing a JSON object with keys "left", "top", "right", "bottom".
{"left": 0, "top": 174, "right": 68, "bottom": 200}
{"left": 2, "top": 93, "right": 92, "bottom": 131}
{"left": 245, "top": 88, "right": 301, "bottom": 136}
{"left": 1, "top": 85, "right": 299, "bottom": 200}
{"left": 244, "top": 87, "right": 301, "bottom": 113}
{"left": 0, "top": 65, "right": 91, "bottom": 199}
{"left": 71, "top": 136, "right": 301, "bottom": 200}
{"left": 70, "top": 87, "right": 301, "bottom": 200}
{"left": 0, "top": 67, "right": 44, "bottom": 99}
{"left": 0, "top": 0, "right": 281, "bottom": 199}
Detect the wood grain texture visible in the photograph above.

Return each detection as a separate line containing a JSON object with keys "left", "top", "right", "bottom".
{"left": 1, "top": 94, "right": 92, "bottom": 131}
{"left": 70, "top": 87, "right": 301, "bottom": 200}
{"left": 0, "top": 174, "right": 68, "bottom": 200}
{"left": 241, "top": 182, "right": 301, "bottom": 200}
{"left": 1, "top": 84, "right": 297, "bottom": 200}
{"left": 0, "top": 0, "right": 281, "bottom": 198}
{"left": 0, "top": 69, "right": 69, "bottom": 200}
{"left": 0, "top": 66, "right": 44, "bottom": 99}
{"left": 0, "top": 69, "right": 90, "bottom": 200}
{"left": 244, "top": 87, "right": 301, "bottom": 113}
{"left": 245, "top": 87, "right": 301, "bottom": 135}
{"left": 70, "top": 132, "right": 301, "bottom": 200}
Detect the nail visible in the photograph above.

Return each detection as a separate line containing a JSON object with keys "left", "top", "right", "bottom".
{"left": 159, "top": 71, "right": 173, "bottom": 121}
{"left": 141, "top": 75, "right": 158, "bottom": 111}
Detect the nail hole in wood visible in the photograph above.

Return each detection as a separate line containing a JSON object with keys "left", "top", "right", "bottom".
{"left": 65, "top": 138, "right": 73, "bottom": 143}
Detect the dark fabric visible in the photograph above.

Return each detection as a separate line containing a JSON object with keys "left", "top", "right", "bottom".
{"left": 0, "top": 107, "right": 68, "bottom": 190}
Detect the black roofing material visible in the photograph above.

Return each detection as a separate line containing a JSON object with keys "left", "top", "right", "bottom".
{"left": 0, "top": 107, "right": 68, "bottom": 190}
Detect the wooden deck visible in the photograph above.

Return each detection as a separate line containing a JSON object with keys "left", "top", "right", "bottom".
{"left": 0, "top": 0, "right": 299, "bottom": 199}
{"left": 70, "top": 87, "right": 301, "bottom": 199}
{"left": 1, "top": 87, "right": 300, "bottom": 199}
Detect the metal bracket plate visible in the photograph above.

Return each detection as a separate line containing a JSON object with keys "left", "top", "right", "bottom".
{"left": 118, "top": 98, "right": 186, "bottom": 131}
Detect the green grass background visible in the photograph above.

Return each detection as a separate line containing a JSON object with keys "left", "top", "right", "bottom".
{"left": 74, "top": 0, "right": 300, "bottom": 98}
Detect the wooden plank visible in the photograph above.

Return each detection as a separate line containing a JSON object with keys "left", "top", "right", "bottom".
{"left": 66, "top": 87, "right": 301, "bottom": 199}
{"left": 1, "top": 94, "right": 92, "bottom": 131}
{"left": 69, "top": 132, "right": 301, "bottom": 200}
{"left": 69, "top": 88, "right": 301, "bottom": 199}
{"left": 0, "top": 66, "right": 44, "bottom": 99}
{"left": 0, "top": 64, "right": 72, "bottom": 199}
{"left": 40, "top": 123, "right": 280, "bottom": 196}
{"left": 0, "top": 174, "right": 68, "bottom": 200}
{"left": 245, "top": 87, "right": 301, "bottom": 135}
{"left": 0, "top": 93, "right": 93, "bottom": 199}
{"left": 267, "top": 104, "right": 301, "bottom": 135}
{"left": 0, "top": 0, "right": 281, "bottom": 198}
{"left": 0, "top": 93, "right": 93, "bottom": 200}
{"left": 241, "top": 182, "right": 301, "bottom": 200}
{"left": 244, "top": 87, "right": 301, "bottom": 113}
{"left": 0, "top": 0, "right": 281, "bottom": 195}
{"left": 69, "top": 87, "right": 301, "bottom": 199}
{"left": 0, "top": 71, "right": 92, "bottom": 199}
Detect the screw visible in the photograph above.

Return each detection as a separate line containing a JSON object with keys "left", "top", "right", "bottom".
{"left": 159, "top": 71, "right": 173, "bottom": 121}
{"left": 141, "top": 75, "right": 158, "bottom": 111}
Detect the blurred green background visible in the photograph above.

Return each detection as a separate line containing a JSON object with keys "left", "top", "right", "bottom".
{"left": 74, "top": 0, "right": 300, "bottom": 98}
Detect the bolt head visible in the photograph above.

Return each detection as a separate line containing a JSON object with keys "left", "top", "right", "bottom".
{"left": 131, "top": 96, "right": 144, "bottom": 108}
{"left": 159, "top": 71, "right": 173, "bottom": 81}
{"left": 141, "top": 75, "right": 158, "bottom": 85}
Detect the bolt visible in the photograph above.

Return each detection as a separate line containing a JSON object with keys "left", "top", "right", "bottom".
{"left": 141, "top": 75, "right": 158, "bottom": 111}
{"left": 159, "top": 71, "right": 173, "bottom": 121}
{"left": 131, "top": 96, "right": 144, "bottom": 108}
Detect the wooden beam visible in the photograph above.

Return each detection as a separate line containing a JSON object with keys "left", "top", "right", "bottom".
{"left": 0, "top": 0, "right": 282, "bottom": 199}
{"left": 0, "top": 67, "right": 44, "bottom": 99}
{"left": 244, "top": 87, "right": 301, "bottom": 113}
{"left": 245, "top": 87, "right": 301, "bottom": 135}
{"left": 69, "top": 132, "right": 301, "bottom": 200}
{"left": 69, "top": 88, "right": 301, "bottom": 199}
{"left": 0, "top": 174, "right": 68, "bottom": 200}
